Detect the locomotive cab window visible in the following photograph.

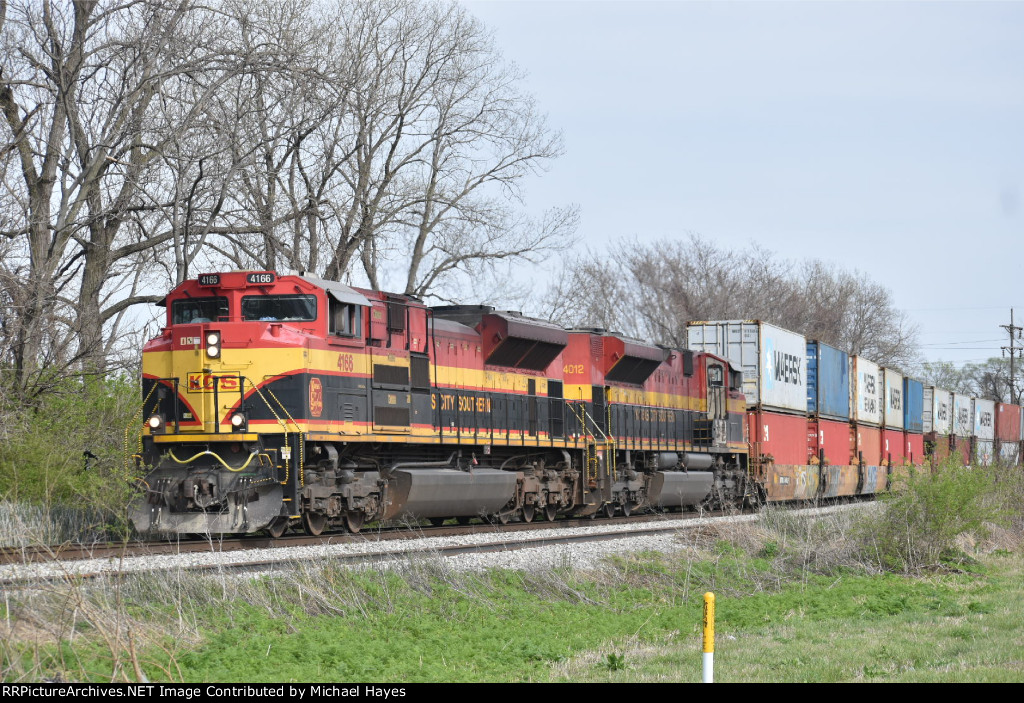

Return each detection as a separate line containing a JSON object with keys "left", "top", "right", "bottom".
{"left": 172, "top": 297, "right": 228, "bottom": 324}
{"left": 329, "top": 298, "right": 361, "bottom": 337}
{"left": 242, "top": 294, "right": 317, "bottom": 322}
{"left": 708, "top": 364, "right": 724, "bottom": 387}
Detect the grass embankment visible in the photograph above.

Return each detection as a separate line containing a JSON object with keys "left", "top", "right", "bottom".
{"left": 2, "top": 462, "right": 1023, "bottom": 683}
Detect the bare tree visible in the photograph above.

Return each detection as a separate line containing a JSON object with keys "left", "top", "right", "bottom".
{"left": 542, "top": 234, "right": 920, "bottom": 368}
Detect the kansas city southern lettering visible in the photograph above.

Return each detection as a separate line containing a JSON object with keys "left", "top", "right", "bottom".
{"left": 431, "top": 393, "right": 492, "bottom": 413}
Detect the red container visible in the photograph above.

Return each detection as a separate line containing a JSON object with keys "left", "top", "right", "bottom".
{"left": 748, "top": 410, "right": 809, "bottom": 465}
{"left": 904, "top": 432, "right": 924, "bottom": 466}
{"left": 881, "top": 428, "right": 905, "bottom": 465}
{"left": 995, "top": 403, "right": 1022, "bottom": 442}
{"left": 925, "top": 432, "right": 951, "bottom": 465}
{"left": 852, "top": 424, "right": 882, "bottom": 466}
{"left": 951, "top": 436, "right": 971, "bottom": 465}
{"left": 807, "top": 418, "right": 854, "bottom": 466}
{"left": 749, "top": 410, "right": 818, "bottom": 502}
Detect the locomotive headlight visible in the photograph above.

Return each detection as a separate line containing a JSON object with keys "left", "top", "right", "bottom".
{"left": 230, "top": 411, "right": 248, "bottom": 432}
{"left": 147, "top": 414, "right": 166, "bottom": 433}
{"left": 206, "top": 331, "right": 221, "bottom": 359}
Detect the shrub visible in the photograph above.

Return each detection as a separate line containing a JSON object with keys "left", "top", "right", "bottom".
{"left": 0, "top": 374, "right": 140, "bottom": 542}
{"left": 857, "top": 459, "right": 1011, "bottom": 573}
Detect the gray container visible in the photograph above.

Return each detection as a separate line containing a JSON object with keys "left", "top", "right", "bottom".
{"left": 686, "top": 320, "right": 807, "bottom": 413}
{"left": 850, "top": 356, "right": 882, "bottom": 426}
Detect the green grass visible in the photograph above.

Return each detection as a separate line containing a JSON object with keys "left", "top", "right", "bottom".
{"left": 554, "top": 554, "right": 1024, "bottom": 683}
{"left": 4, "top": 547, "right": 1022, "bottom": 683}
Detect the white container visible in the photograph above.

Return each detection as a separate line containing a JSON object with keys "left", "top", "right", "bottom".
{"left": 850, "top": 356, "right": 882, "bottom": 426}
{"left": 882, "top": 368, "right": 904, "bottom": 430}
{"left": 975, "top": 439, "right": 995, "bottom": 466}
{"left": 999, "top": 441, "right": 1019, "bottom": 465}
{"left": 923, "top": 387, "right": 953, "bottom": 435}
{"left": 953, "top": 393, "right": 974, "bottom": 437}
{"left": 686, "top": 320, "right": 807, "bottom": 413}
{"left": 973, "top": 398, "right": 995, "bottom": 441}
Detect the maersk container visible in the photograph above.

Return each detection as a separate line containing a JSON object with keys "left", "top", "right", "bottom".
{"left": 902, "top": 378, "right": 924, "bottom": 433}
{"left": 686, "top": 320, "right": 807, "bottom": 414}
{"left": 806, "top": 341, "right": 849, "bottom": 420}
{"left": 995, "top": 402, "right": 1022, "bottom": 442}
{"left": 882, "top": 368, "right": 904, "bottom": 430}
{"left": 923, "top": 387, "right": 952, "bottom": 435}
{"left": 849, "top": 356, "right": 882, "bottom": 426}
{"left": 973, "top": 398, "right": 995, "bottom": 441}
{"left": 952, "top": 393, "right": 973, "bottom": 437}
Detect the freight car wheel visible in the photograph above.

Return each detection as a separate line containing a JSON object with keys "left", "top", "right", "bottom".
{"left": 303, "top": 511, "right": 327, "bottom": 537}
{"left": 429, "top": 517, "right": 445, "bottom": 527}
{"left": 456, "top": 516, "right": 472, "bottom": 526}
{"left": 522, "top": 505, "right": 535, "bottom": 523}
{"left": 602, "top": 503, "right": 616, "bottom": 519}
{"left": 345, "top": 511, "right": 365, "bottom": 534}
{"left": 621, "top": 502, "right": 633, "bottom": 517}
{"left": 266, "top": 518, "right": 288, "bottom": 539}
{"left": 543, "top": 504, "right": 558, "bottom": 521}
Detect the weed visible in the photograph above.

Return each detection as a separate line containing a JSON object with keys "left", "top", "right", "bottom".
{"left": 604, "top": 653, "right": 626, "bottom": 671}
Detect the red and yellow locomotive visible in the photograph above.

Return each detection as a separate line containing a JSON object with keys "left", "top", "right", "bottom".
{"left": 131, "top": 270, "right": 749, "bottom": 535}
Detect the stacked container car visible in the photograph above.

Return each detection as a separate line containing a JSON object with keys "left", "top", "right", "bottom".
{"left": 951, "top": 393, "right": 974, "bottom": 465}
{"left": 923, "top": 386, "right": 954, "bottom": 465}
{"left": 902, "top": 376, "right": 925, "bottom": 470}
{"left": 994, "top": 403, "right": 1022, "bottom": 465}
{"left": 850, "top": 355, "right": 886, "bottom": 494}
{"left": 806, "top": 341, "right": 858, "bottom": 497}
{"left": 686, "top": 321, "right": 812, "bottom": 500}
{"left": 972, "top": 397, "right": 996, "bottom": 465}
{"left": 881, "top": 367, "right": 906, "bottom": 468}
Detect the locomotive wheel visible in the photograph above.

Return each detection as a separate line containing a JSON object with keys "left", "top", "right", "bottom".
{"left": 543, "top": 504, "right": 558, "bottom": 521}
{"left": 266, "top": 517, "right": 288, "bottom": 539}
{"left": 303, "top": 511, "right": 327, "bottom": 536}
{"left": 522, "top": 504, "right": 535, "bottom": 523}
{"left": 345, "top": 511, "right": 365, "bottom": 534}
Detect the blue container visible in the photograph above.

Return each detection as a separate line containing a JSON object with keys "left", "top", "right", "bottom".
{"left": 903, "top": 377, "right": 924, "bottom": 433}
{"left": 806, "top": 341, "right": 850, "bottom": 420}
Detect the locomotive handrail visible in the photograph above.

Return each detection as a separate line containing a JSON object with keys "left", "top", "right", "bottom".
{"left": 168, "top": 448, "right": 261, "bottom": 473}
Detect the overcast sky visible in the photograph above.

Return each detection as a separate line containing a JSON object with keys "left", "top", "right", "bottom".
{"left": 461, "top": 0, "right": 1024, "bottom": 368}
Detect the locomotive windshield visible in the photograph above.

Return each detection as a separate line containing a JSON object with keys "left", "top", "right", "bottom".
{"left": 242, "top": 294, "right": 317, "bottom": 322}
{"left": 172, "top": 297, "right": 228, "bottom": 324}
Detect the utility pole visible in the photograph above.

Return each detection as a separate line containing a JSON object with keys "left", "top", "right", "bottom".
{"left": 1001, "top": 308, "right": 1023, "bottom": 404}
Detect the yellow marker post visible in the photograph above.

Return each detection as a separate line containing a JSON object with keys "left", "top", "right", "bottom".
{"left": 702, "top": 592, "right": 715, "bottom": 683}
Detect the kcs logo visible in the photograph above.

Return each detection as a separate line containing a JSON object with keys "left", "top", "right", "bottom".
{"left": 187, "top": 373, "right": 239, "bottom": 392}
{"left": 309, "top": 377, "right": 324, "bottom": 418}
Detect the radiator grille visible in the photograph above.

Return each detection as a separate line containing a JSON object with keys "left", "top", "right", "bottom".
{"left": 374, "top": 406, "right": 410, "bottom": 426}
{"left": 373, "top": 364, "right": 410, "bottom": 386}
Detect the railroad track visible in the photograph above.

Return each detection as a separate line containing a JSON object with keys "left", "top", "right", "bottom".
{"left": 0, "top": 507, "right": 762, "bottom": 588}
{"left": 0, "top": 509, "right": 737, "bottom": 567}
